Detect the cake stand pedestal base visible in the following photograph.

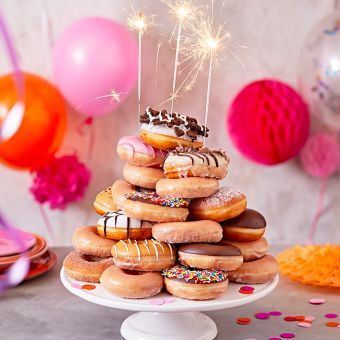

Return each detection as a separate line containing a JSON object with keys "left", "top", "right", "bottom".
{"left": 120, "top": 311, "right": 217, "bottom": 340}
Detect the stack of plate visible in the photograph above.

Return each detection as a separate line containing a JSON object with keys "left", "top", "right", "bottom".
{"left": 0, "top": 229, "right": 57, "bottom": 280}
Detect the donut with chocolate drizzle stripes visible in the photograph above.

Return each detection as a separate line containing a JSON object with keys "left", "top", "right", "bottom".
{"left": 63, "top": 251, "right": 113, "bottom": 283}
{"left": 221, "top": 208, "right": 266, "bottom": 241}
{"left": 139, "top": 107, "right": 208, "bottom": 150}
{"left": 111, "top": 239, "right": 176, "bottom": 271}
{"left": 123, "top": 163, "right": 164, "bottom": 190}
{"left": 156, "top": 177, "right": 219, "bottom": 199}
{"left": 163, "top": 265, "right": 228, "bottom": 300}
{"left": 189, "top": 187, "right": 247, "bottom": 222}
{"left": 123, "top": 191, "right": 189, "bottom": 222}
{"left": 178, "top": 243, "right": 243, "bottom": 271}
{"left": 97, "top": 211, "right": 153, "bottom": 241}
{"left": 117, "top": 135, "right": 165, "bottom": 167}
{"left": 93, "top": 186, "right": 118, "bottom": 215}
{"left": 164, "top": 147, "right": 230, "bottom": 179}
{"left": 100, "top": 266, "right": 164, "bottom": 299}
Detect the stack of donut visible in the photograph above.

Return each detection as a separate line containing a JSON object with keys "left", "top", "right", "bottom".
{"left": 64, "top": 107, "right": 278, "bottom": 301}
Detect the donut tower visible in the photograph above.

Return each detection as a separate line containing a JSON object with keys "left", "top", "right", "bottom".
{"left": 64, "top": 107, "right": 278, "bottom": 300}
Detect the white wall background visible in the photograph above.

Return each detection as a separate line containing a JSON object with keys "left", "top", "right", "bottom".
{"left": 0, "top": 0, "right": 339, "bottom": 246}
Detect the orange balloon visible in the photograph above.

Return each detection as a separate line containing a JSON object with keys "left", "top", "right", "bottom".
{"left": 0, "top": 72, "right": 67, "bottom": 170}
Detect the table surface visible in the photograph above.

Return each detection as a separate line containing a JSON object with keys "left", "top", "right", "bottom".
{"left": 1, "top": 247, "right": 339, "bottom": 340}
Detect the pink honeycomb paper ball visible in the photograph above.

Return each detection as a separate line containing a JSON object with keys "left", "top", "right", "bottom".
{"left": 300, "top": 132, "right": 339, "bottom": 178}
{"left": 227, "top": 79, "right": 310, "bottom": 165}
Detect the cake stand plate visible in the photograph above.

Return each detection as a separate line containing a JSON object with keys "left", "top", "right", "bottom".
{"left": 61, "top": 268, "right": 279, "bottom": 340}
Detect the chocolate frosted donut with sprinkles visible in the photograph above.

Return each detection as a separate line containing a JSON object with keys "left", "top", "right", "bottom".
{"left": 111, "top": 239, "right": 176, "bottom": 271}
{"left": 189, "top": 186, "right": 247, "bottom": 222}
{"left": 123, "top": 190, "right": 189, "bottom": 222}
{"left": 96, "top": 211, "right": 153, "bottom": 241}
{"left": 164, "top": 146, "right": 230, "bottom": 179}
{"left": 139, "top": 107, "right": 208, "bottom": 150}
{"left": 163, "top": 265, "right": 228, "bottom": 300}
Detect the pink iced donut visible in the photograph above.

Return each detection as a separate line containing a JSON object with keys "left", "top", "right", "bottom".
{"left": 117, "top": 136, "right": 165, "bottom": 167}
{"left": 0, "top": 229, "right": 36, "bottom": 256}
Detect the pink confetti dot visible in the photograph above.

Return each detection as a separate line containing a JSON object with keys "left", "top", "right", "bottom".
{"left": 280, "top": 333, "right": 295, "bottom": 338}
{"left": 298, "top": 322, "right": 312, "bottom": 328}
{"left": 309, "top": 298, "right": 325, "bottom": 305}
{"left": 163, "top": 297, "right": 175, "bottom": 304}
{"left": 304, "top": 316, "right": 315, "bottom": 322}
{"left": 255, "top": 312, "right": 269, "bottom": 320}
{"left": 149, "top": 299, "right": 164, "bottom": 305}
{"left": 71, "top": 283, "right": 82, "bottom": 289}
{"left": 269, "top": 311, "right": 282, "bottom": 316}
{"left": 325, "top": 313, "right": 338, "bottom": 318}
{"left": 240, "top": 285, "right": 254, "bottom": 291}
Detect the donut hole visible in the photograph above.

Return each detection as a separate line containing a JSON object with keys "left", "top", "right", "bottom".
{"left": 82, "top": 254, "right": 106, "bottom": 263}
{"left": 123, "top": 269, "right": 144, "bottom": 276}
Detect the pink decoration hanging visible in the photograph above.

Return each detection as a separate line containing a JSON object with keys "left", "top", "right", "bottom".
{"left": 30, "top": 155, "right": 91, "bottom": 210}
{"left": 227, "top": 79, "right": 310, "bottom": 165}
{"left": 300, "top": 132, "right": 339, "bottom": 178}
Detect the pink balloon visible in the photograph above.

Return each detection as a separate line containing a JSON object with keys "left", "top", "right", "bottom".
{"left": 227, "top": 79, "right": 310, "bottom": 165}
{"left": 300, "top": 132, "right": 339, "bottom": 178}
{"left": 52, "top": 17, "right": 137, "bottom": 116}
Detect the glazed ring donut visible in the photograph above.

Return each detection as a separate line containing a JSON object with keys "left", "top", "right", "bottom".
{"left": 100, "top": 266, "right": 163, "bottom": 299}
{"left": 152, "top": 220, "right": 222, "bottom": 244}
{"left": 163, "top": 265, "right": 228, "bottom": 300}
{"left": 97, "top": 211, "right": 153, "bottom": 240}
{"left": 189, "top": 187, "right": 247, "bottom": 222}
{"left": 221, "top": 208, "right": 266, "bottom": 241}
{"left": 123, "top": 191, "right": 189, "bottom": 223}
{"left": 123, "top": 163, "right": 164, "bottom": 189}
{"left": 164, "top": 147, "right": 229, "bottom": 179}
{"left": 63, "top": 251, "right": 113, "bottom": 283}
{"left": 156, "top": 177, "right": 219, "bottom": 198}
{"left": 111, "top": 179, "right": 135, "bottom": 209}
{"left": 178, "top": 243, "right": 243, "bottom": 271}
{"left": 117, "top": 135, "right": 165, "bottom": 167}
{"left": 228, "top": 255, "right": 278, "bottom": 284}
{"left": 139, "top": 107, "right": 207, "bottom": 150}
{"left": 72, "top": 226, "right": 116, "bottom": 257}
{"left": 111, "top": 239, "right": 176, "bottom": 271}
{"left": 220, "top": 237, "right": 269, "bottom": 262}
{"left": 93, "top": 187, "right": 118, "bottom": 215}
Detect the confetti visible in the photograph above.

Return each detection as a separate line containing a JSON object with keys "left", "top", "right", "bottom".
{"left": 280, "top": 333, "right": 295, "bottom": 338}
{"left": 71, "top": 283, "right": 82, "bottom": 289}
{"left": 325, "top": 313, "right": 338, "bottom": 318}
{"left": 81, "top": 284, "right": 96, "bottom": 290}
{"left": 149, "top": 298, "right": 164, "bottom": 305}
{"left": 326, "top": 322, "right": 339, "bottom": 327}
{"left": 309, "top": 298, "right": 325, "bottom": 305}
{"left": 239, "top": 286, "right": 254, "bottom": 292}
{"left": 163, "top": 297, "right": 175, "bottom": 304}
{"left": 295, "top": 316, "right": 305, "bottom": 321}
{"left": 236, "top": 317, "right": 251, "bottom": 325}
{"left": 304, "top": 316, "right": 316, "bottom": 322}
{"left": 284, "top": 316, "right": 297, "bottom": 322}
{"left": 255, "top": 312, "right": 269, "bottom": 320}
{"left": 298, "top": 322, "right": 312, "bottom": 328}
{"left": 269, "top": 311, "right": 282, "bottom": 316}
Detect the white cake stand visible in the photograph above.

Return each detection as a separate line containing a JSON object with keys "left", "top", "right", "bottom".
{"left": 60, "top": 267, "right": 278, "bottom": 340}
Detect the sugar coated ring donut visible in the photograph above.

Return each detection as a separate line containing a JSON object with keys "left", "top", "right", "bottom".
{"left": 123, "top": 191, "right": 189, "bottom": 222}
{"left": 152, "top": 220, "right": 222, "bottom": 243}
{"left": 117, "top": 135, "right": 165, "bottom": 167}
{"left": 220, "top": 237, "right": 269, "bottom": 262}
{"left": 123, "top": 163, "right": 164, "bottom": 189}
{"left": 228, "top": 254, "right": 278, "bottom": 284}
{"left": 221, "top": 208, "right": 266, "bottom": 241}
{"left": 100, "top": 266, "right": 163, "bottom": 299}
{"left": 111, "top": 239, "right": 176, "bottom": 271}
{"left": 97, "top": 211, "right": 153, "bottom": 240}
{"left": 139, "top": 107, "right": 208, "bottom": 150}
{"left": 111, "top": 180, "right": 135, "bottom": 209}
{"left": 93, "top": 187, "right": 118, "bottom": 215}
{"left": 63, "top": 251, "right": 113, "bottom": 283}
{"left": 164, "top": 147, "right": 229, "bottom": 179}
{"left": 178, "top": 243, "right": 243, "bottom": 271}
{"left": 72, "top": 226, "right": 116, "bottom": 257}
{"left": 156, "top": 177, "right": 219, "bottom": 199}
{"left": 189, "top": 187, "right": 247, "bottom": 222}
{"left": 163, "top": 265, "right": 228, "bottom": 300}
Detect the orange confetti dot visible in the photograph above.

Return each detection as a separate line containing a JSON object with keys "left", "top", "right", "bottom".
{"left": 81, "top": 284, "right": 96, "bottom": 290}
{"left": 295, "top": 316, "right": 306, "bottom": 321}
{"left": 326, "top": 322, "right": 339, "bottom": 327}
{"left": 237, "top": 317, "right": 251, "bottom": 325}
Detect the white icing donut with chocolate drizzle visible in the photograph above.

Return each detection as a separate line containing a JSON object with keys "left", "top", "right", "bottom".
{"left": 164, "top": 147, "right": 230, "bottom": 179}
{"left": 139, "top": 107, "right": 208, "bottom": 150}
{"left": 111, "top": 239, "right": 176, "bottom": 271}
{"left": 97, "top": 211, "right": 153, "bottom": 241}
